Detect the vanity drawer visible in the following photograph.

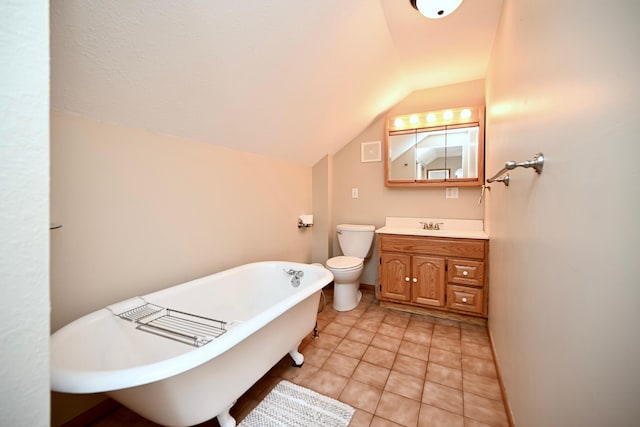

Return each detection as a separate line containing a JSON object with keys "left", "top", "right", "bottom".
{"left": 446, "top": 285, "right": 483, "bottom": 315}
{"left": 379, "top": 236, "right": 486, "bottom": 259}
{"left": 447, "top": 259, "right": 484, "bottom": 287}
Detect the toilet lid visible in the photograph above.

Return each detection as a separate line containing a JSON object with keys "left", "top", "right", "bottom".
{"left": 327, "top": 256, "right": 363, "bottom": 269}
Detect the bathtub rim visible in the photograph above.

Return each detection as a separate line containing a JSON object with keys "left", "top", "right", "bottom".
{"left": 50, "top": 261, "right": 333, "bottom": 394}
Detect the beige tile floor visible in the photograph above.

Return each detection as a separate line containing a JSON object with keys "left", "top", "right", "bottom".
{"left": 86, "top": 289, "right": 509, "bottom": 427}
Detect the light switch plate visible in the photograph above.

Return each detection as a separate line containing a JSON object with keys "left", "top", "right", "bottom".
{"left": 352, "top": 188, "right": 359, "bottom": 198}
{"left": 446, "top": 187, "right": 459, "bottom": 199}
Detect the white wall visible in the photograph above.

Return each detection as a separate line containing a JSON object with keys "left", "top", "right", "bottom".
{"left": 0, "top": 1, "right": 50, "bottom": 426}
{"left": 50, "top": 112, "right": 313, "bottom": 423}
{"left": 330, "top": 80, "right": 486, "bottom": 285}
{"left": 485, "top": 0, "right": 640, "bottom": 425}
{"left": 51, "top": 112, "right": 314, "bottom": 329}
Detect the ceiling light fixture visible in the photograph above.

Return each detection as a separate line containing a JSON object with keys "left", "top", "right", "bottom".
{"left": 410, "top": 0, "right": 464, "bottom": 19}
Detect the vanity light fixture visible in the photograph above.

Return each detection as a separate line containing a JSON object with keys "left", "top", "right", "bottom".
{"left": 410, "top": 0, "right": 464, "bottom": 19}
{"left": 389, "top": 106, "right": 479, "bottom": 131}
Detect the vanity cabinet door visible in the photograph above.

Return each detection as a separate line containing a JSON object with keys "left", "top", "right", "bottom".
{"left": 411, "top": 256, "right": 446, "bottom": 307}
{"left": 379, "top": 253, "right": 412, "bottom": 302}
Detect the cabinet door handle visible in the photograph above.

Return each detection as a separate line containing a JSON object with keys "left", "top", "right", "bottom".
{"left": 405, "top": 277, "right": 410, "bottom": 282}
{"left": 462, "top": 271, "right": 469, "bottom": 276}
{"left": 412, "top": 278, "right": 417, "bottom": 283}
{"left": 462, "top": 297, "right": 468, "bottom": 303}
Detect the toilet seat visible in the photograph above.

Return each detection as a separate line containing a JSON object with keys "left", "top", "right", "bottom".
{"left": 326, "top": 256, "right": 363, "bottom": 270}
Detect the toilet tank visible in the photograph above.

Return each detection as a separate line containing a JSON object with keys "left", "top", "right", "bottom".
{"left": 337, "top": 224, "right": 375, "bottom": 258}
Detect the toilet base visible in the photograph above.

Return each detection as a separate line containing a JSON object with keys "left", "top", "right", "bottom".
{"left": 333, "top": 283, "right": 362, "bottom": 312}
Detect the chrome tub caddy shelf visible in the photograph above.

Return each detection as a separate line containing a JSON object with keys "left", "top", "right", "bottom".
{"left": 110, "top": 298, "right": 227, "bottom": 347}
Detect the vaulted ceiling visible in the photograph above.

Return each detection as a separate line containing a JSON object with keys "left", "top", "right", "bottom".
{"left": 51, "top": 0, "right": 503, "bottom": 166}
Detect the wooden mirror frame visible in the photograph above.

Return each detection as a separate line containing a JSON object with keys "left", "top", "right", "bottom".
{"left": 384, "top": 106, "right": 485, "bottom": 187}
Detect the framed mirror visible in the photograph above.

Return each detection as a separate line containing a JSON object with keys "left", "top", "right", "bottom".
{"left": 385, "top": 106, "right": 485, "bottom": 187}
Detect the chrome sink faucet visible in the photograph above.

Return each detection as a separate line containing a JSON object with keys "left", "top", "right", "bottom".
{"left": 420, "top": 221, "right": 444, "bottom": 230}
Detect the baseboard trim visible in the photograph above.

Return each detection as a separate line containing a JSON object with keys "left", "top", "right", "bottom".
{"left": 487, "top": 328, "right": 516, "bottom": 427}
{"left": 379, "top": 300, "right": 487, "bottom": 326}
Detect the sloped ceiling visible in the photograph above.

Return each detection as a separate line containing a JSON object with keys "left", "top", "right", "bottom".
{"left": 51, "top": 0, "right": 503, "bottom": 166}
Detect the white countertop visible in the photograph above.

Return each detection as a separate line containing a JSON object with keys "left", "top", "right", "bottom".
{"left": 375, "top": 226, "right": 489, "bottom": 240}
{"left": 375, "top": 217, "right": 489, "bottom": 240}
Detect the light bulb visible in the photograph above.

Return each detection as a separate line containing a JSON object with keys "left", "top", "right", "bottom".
{"left": 394, "top": 118, "right": 404, "bottom": 128}
{"left": 460, "top": 109, "right": 472, "bottom": 119}
{"left": 443, "top": 110, "right": 454, "bottom": 120}
{"left": 411, "top": 0, "right": 464, "bottom": 19}
{"left": 426, "top": 113, "right": 436, "bottom": 123}
{"left": 410, "top": 115, "right": 419, "bottom": 125}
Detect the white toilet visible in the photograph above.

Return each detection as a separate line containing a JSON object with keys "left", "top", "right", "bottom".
{"left": 326, "top": 224, "right": 375, "bottom": 311}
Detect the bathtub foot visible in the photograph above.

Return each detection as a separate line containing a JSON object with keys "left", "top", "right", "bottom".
{"left": 288, "top": 343, "right": 304, "bottom": 367}
{"left": 312, "top": 321, "right": 319, "bottom": 339}
{"left": 217, "top": 404, "right": 236, "bottom": 427}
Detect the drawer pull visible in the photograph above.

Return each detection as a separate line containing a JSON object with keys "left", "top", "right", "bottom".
{"left": 462, "top": 271, "right": 469, "bottom": 276}
{"left": 412, "top": 278, "right": 417, "bottom": 283}
{"left": 405, "top": 277, "right": 410, "bottom": 282}
{"left": 462, "top": 297, "right": 468, "bottom": 303}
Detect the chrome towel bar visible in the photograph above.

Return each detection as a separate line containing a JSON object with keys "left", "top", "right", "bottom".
{"left": 486, "top": 152, "right": 544, "bottom": 186}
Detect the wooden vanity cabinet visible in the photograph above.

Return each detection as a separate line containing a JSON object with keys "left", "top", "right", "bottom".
{"left": 379, "top": 253, "right": 446, "bottom": 307}
{"left": 378, "top": 234, "right": 489, "bottom": 319}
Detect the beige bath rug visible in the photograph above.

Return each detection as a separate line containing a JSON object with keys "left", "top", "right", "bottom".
{"left": 238, "top": 380, "right": 355, "bottom": 427}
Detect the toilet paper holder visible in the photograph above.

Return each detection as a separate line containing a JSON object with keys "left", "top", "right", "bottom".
{"left": 298, "top": 215, "right": 313, "bottom": 228}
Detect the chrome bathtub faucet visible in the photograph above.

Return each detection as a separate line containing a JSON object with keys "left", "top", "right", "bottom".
{"left": 284, "top": 268, "right": 304, "bottom": 287}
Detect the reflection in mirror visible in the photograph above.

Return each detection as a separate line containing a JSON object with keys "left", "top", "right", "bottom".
{"left": 416, "top": 126, "right": 479, "bottom": 180}
{"left": 385, "top": 106, "right": 484, "bottom": 187}
{"left": 388, "top": 131, "right": 417, "bottom": 181}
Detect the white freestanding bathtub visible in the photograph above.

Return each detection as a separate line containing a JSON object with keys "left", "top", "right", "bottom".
{"left": 50, "top": 261, "right": 333, "bottom": 427}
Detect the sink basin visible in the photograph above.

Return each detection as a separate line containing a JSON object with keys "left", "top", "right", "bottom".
{"left": 375, "top": 217, "right": 488, "bottom": 240}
